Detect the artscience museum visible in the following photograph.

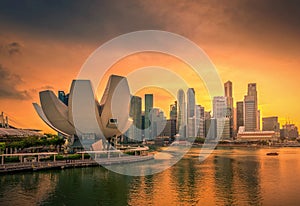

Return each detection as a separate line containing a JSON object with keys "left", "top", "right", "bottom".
{"left": 33, "top": 75, "right": 133, "bottom": 151}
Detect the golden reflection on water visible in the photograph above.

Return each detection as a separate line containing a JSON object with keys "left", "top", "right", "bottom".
{"left": 1, "top": 147, "right": 300, "bottom": 205}
{"left": 127, "top": 147, "right": 300, "bottom": 206}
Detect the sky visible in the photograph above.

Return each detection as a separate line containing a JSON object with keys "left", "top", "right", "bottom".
{"left": 0, "top": 0, "right": 299, "bottom": 133}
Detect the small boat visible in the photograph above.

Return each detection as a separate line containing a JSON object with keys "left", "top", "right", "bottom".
{"left": 266, "top": 152, "right": 279, "bottom": 156}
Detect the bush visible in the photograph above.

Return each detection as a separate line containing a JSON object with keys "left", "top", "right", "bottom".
{"left": 5, "top": 156, "right": 20, "bottom": 163}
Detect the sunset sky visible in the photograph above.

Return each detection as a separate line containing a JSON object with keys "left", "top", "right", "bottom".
{"left": 0, "top": 0, "right": 299, "bottom": 133}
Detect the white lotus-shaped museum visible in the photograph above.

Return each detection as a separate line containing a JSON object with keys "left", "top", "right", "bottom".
{"left": 33, "top": 75, "right": 133, "bottom": 150}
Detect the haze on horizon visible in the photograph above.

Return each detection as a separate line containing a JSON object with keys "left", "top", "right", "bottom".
{"left": 0, "top": 0, "right": 299, "bottom": 133}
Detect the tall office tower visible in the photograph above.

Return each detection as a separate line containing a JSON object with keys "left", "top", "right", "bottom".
{"left": 151, "top": 108, "right": 166, "bottom": 138}
{"left": 170, "top": 101, "right": 177, "bottom": 120}
{"left": 195, "top": 105, "right": 205, "bottom": 138}
{"left": 129, "top": 95, "right": 142, "bottom": 141}
{"left": 204, "top": 111, "right": 211, "bottom": 138}
{"left": 262, "top": 116, "right": 280, "bottom": 132}
{"left": 236, "top": 101, "right": 244, "bottom": 132}
{"left": 224, "top": 81, "right": 233, "bottom": 138}
{"left": 244, "top": 83, "right": 258, "bottom": 131}
{"left": 224, "top": 81, "right": 233, "bottom": 109}
{"left": 144, "top": 94, "right": 153, "bottom": 139}
{"left": 257, "top": 110, "right": 260, "bottom": 130}
{"left": 187, "top": 88, "right": 195, "bottom": 118}
{"left": 213, "top": 96, "right": 227, "bottom": 118}
{"left": 58, "top": 91, "right": 69, "bottom": 106}
{"left": 213, "top": 96, "right": 229, "bottom": 139}
{"left": 177, "top": 89, "right": 186, "bottom": 138}
{"left": 187, "top": 88, "right": 196, "bottom": 137}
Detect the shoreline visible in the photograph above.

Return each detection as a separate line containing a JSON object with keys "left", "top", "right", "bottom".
{"left": 0, "top": 155, "right": 154, "bottom": 175}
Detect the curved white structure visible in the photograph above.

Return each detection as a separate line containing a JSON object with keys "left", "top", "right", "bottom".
{"left": 33, "top": 75, "right": 132, "bottom": 150}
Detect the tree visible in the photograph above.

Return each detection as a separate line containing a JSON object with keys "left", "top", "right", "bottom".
{"left": 0, "top": 142, "right": 5, "bottom": 154}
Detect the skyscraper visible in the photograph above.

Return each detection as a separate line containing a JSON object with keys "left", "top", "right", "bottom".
{"left": 187, "top": 88, "right": 196, "bottom": 137}
{"left": 170, "top": 101, "right": 177, "bottom": 120}
{"left": 236, "top": 101, "right": 244, "bottom": 132}
{"left": 213, "top": 96, "right": 227, "bottom": 118}
{"left": 196, "top": 105, "right": 205, "bottom": 138}
{"left": 177, "top": 89, "right": 186, "bottom": 138}
{"left": 144, "top": 94, "right": 153, "bottom": 139}
{"left": 224, "top": 81, "right": 233, "bottom": 109}
{"left": 224, "top": 81, "right": 233, "bottom": 138}
{"left": 129, "top": 95, "right": 142, "bottom": 141}
{"left": 213, "top": 96, "right": 230, "bottom": 139}
{"left": 244, "top": 83, "right": 258, "bottom": 131}
{"left": 187, "top": 88, "right": 195, "bottom": 118}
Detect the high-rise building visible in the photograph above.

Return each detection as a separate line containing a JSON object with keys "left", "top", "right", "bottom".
{"left": 244, "top": 83, "right": 258, "bottom": 131}
{"left": 177, "top": 89, "right": 186, "bottom": 138}
{"left": 206, "top": 118, "right": 217, "bottom": 140}
{"left": 187, "top": 88, "right": 195, "bottom": 118}
{"left": 213, "top": 96, "right": 227, "bottom": 118}
{"left": 170, "top": 101, "right": 177, "bottom": 120}
{"left": 195, "top": 105, "right": 205, "bottom": 138}
{"left": 144, "top": 94, "right": 153, "bottom": 139}
{"left": 128, "top": 95, "right": 142, "bottom": 141}
{"left": 160, "top": 119, "right": 177, "bottom": 137}
{"left": 236, "top": 101, "right": 244, "bottom": 132}
{"left": 224, "top": 81, "right": 233, "bottom": 109}
{"left": 187, "top": 88, "right": 196, "bottom": 137}
{"left": 224, "top": 81, "right": 233, "bottom": 138}
{"left": 262, "top": 116, "right": 280, "bottom": 132}
{"left": 151, "top": 108, "right": 166, "bottom": 138}
{"left": 213, "top": 96, "right": 230, "bottom": 139}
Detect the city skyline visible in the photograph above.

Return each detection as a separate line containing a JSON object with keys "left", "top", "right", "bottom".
{"left": 0, "top": 1, "right": 299, "bottom": 133}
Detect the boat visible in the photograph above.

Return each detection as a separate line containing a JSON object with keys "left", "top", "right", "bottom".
{"left": 266, "top": 152, "right": 279, "bottom": 156}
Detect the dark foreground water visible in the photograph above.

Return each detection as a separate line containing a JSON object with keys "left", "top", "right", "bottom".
{"left": 1, "top": 147, "right": 300, "bottom": 206}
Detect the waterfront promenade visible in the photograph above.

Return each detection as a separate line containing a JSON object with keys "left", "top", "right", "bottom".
{"left": 0, "top": 155, "right": 154, "bottom": 174}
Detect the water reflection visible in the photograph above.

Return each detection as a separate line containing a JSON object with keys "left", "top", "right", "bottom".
{"left": 1, "top": 147, "right": 300, "bottom": 205}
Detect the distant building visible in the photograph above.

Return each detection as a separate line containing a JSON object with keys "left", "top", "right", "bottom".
{"left": 262, "top": 116, "right": 280, "bottom": 132}
{"left": 224, "top": 81, "right": 234, "bottom": 138}
{"left": 169, "top": 101, "right": 177, "bottom": 134}
{"left": 244, "top": 83, "right": 259, "bottom": 131}
{"left": 213, "top": 96, "right": 229, "bottom": 139}
{"left": 125, "top": 95, "right": 142, "bottom": 142}
{"left": 196, "top": 105, "right": 205, "bottom": 138}
{"left": 177, "top": 89, "right": 186, "bottom": 138}
{"left": 237, "top": 129, "right": 278, "bottom": 142}
{"left": 213, "top": 96, "right": 227, "bottom": 118}
{"left": 144, "top": 94, "right": 153, "bottom": 139}
{"left": 206, "top": 118, "right": 217, "bottom": 140}
{"left": 280, "top": 123, "right": 299, "bottom": 139}
{"left": 152, "top": 108, "right": 166, "bottom": 138}
{"left": 187, "top": 88, "right": 196, "bottom": 137}
{"left": 160, "top": 119, "right": 176, "bottom": 137}
{"left": 170, "top": 101, "right": 177, "bottom": 120}
{"left": 236, "top": 101, "right": 244, "bottom": 133}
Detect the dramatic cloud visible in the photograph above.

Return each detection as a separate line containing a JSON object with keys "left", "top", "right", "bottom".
{"left": 0, "top": 64, "right": 31, "bottom": 100}
{"left": 0, "top": 42, "right": 22, "bottom": 56}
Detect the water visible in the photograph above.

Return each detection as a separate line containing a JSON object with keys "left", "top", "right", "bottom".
{"left": 1, "top": 147, "right": 300, "bottom": 206}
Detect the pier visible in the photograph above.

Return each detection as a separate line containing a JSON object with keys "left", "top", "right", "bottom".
{"left": 0, "top": 152, "right": 154, "bottom": 174}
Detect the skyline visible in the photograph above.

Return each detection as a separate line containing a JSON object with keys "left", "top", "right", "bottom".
{"left": 0, "top": 0, "right": 299, "bottom": 132}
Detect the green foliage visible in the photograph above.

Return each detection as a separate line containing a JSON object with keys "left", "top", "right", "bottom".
{"left": 4, "top": 156, "right": 20, "bottom": 163}
{"left": 194, "top": 137, "right": 205, "bottom": 143}
{"left": 0, "top": 142, "right": 6, "bottom": 152}
{"left": 4, "top": 134, "right": 65, "bottom": 150}
{"left": 67, "top": 154, "right": 81, "bottom": 160}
